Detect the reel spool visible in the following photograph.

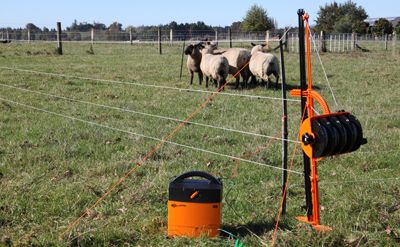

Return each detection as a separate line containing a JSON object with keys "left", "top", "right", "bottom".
{"left": 299, "top": 112, "right": 367, "bottom": 159}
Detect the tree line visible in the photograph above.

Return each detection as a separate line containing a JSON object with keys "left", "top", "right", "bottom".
{"left": 1, "top": 2, "right": 399, "bottom": 41}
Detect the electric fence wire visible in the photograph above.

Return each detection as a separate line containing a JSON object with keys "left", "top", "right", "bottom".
{"left": 0, "top": 66, "right": 301, "bottom": 102}
{"left": 0, "top": 82, "right": 300, "bottom": 143}
{"left": 308, "top": 26, "right": 340, "bottom": 109}
{"left": 0, "top": 96, "right": 304, "bottom": 175}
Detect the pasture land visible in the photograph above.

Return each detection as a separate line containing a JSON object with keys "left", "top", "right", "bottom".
{"left": 0, "top": 42, "right": 399, "bottom": 246}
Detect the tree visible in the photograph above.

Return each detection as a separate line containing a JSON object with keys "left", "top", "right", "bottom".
{"left": 241, "top": 5, "right": 274, "bottom": 32}
{"left": 25, "top": 23, "right": 41, "bottom": 32}
{"left": 396, "top": 22, "right": 400, "bottom": 35}
{"left": 230, "top": 21, "right": 242, "bottom": 32}
{"left": 372, "top": 18, "right": 393, "bottom": 35}
{"left": 315, "top": 1, "right": 368, "bottom": 33}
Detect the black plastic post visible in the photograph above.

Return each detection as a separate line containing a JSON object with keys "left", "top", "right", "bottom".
{"left": 279, "top": 34, "right": 288, "bottom": 215}
{"left": 298, "top": 9, "right": 313, "bottom": 219}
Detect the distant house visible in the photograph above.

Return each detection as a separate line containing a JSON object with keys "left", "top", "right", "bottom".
{"left": 365, "top": 17, "right": 400, "bottom": 26}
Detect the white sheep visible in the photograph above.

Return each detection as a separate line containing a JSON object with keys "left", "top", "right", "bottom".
{"left": 249, "top": 43, "right": 280, "bottom": 89}
{"left": 222, "top": 48, "right": 251, "bottom": 88}
{"left": 200, "top": 43, "right": 229, "bottom": 89}
{"left": 184, "top": 43, "right": 203, "bottom": 85}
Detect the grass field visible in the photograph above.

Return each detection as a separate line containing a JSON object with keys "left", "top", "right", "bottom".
{"left": 0, "top": 41, "right": 399, "bottom": 246}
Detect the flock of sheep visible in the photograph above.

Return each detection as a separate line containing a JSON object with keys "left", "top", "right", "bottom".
{"left": 184, "top": 41, "right": 280, "bottom": 90}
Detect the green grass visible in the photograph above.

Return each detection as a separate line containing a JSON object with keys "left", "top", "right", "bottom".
{"left": 0, "top": 42, "right": 399, "bottom": 246}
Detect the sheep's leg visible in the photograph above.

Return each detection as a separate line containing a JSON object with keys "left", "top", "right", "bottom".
{"left": 275, "top": 74, "right": 279, "bottom": 90}
{"left": 190, "top": 71, "right": 194, "bottom": 85}
{"left": 250, "top": 75, "right": 257, "bottom": 85}
{"left": 198, "top": 71, "right": 203, "bottom": 85}
{"left": 235, "top": 75, "right": 240, "bottom": 89}
{"left": 241, "top": 70, "right": 249, "bottom": 89}
{"left": 205, "top": 76, "right": 209, "bottom": 88}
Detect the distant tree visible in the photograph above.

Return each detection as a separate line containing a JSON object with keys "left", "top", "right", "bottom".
{"left": 108, "top": 22, "right": 122, "bottom": 31}
{"left": 106, "top": 22, "right": 123, "bottom": 40}
{"left": 395, "top": 22, "right": 400, "bottom": 35}
{"left": 372, "top": 18, "right": 393, "bottom": 35}
{"left": 230, "top": 21, "right": 242, "bottom": 32}
{"left": 43, "top": 27, "right": 50, "bottom": 33}
{"left": 25, "top": 23, "right": 41, "bottom": 32}
{"left": 93, "top": 22, "right": 106, "bottom": 30}
{"left": 241, "top": 5, "right": 275, "bottom": 32}
{"left": 315, "top": 1, "right": 368, "bottom": 33}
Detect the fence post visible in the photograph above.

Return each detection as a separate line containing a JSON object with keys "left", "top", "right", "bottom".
{"left": 158, "top": 27, "right": 162, "bottom": 55}
{"left": 56, "top": 22, "right": 63, "bottom": 55}
{"left": 170, "top": 29, "right": 173, "bottom": 45}
{"left": 384, "top": 34, "right": 388, "bottom": 51}
{"left": 393, "top": 32, "right": 397, "bottom": 54}
{"left": 6, "top": 30, "right": 9, "bottom": 41}
{"left": 351, "top": 32, "right": 356, "bottom": 51}
{"left": 91, "top": 28, "right": 94, "bottom": 45}
{"left": 215, "top": 29, "right": 218, "bottom": 42}
{"left": 265, "top": 30, "right": 270, "bottom": 45}
{"left": 228, "top": 28, "right": 232, "bottom": 48}
{"left": 129, "top": 28, "right": 133, "bottom": 45}
{"left": 320, "top": 31, "right": 326, "bottom": 52}
{"left": 27, "top": 29, "right": 31, "bottom": 43}
{"left": 329, "top": 35, "right": 332, "bottom": 52}
{"left": 284, "top": 31, "right": 289, "bottom": 52}
{"left": 342, "top": 33, "right": 345, "bottom": 52}
{"left": 291, "top": 33, "right": 294, "bottom": 52}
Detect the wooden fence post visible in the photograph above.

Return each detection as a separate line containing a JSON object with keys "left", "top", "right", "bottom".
{"left": 27, "top": 29, "right": 31, "bottom": 43}
{"left": 215, "top": 29, "right": 218, "bottom": 42}
{"left": 56, "top": 22, "right": 63, "bottom": 55}
{"left": 91, "top": 28, "right": 94, "bottom": 45}
{"left": 6, "top": 30, "right": 9, "bottom": 41}
{"left": 384, "top": 34, "right": 388, "bottom": 51}
{"left": 329, "top": 35, "right": 332, "bottom": 52}
{"left": 228, "top": 28, "right": 232, "bottom": 48}
{"left": 291, "top": 33, "right": 294, "bottom": 52}
{"left": 265, "top": 30, "right": 270, "bottom": 45}
{"left": 320, "top": 31, "right": 326, "bottom": 52}
{"left": 129, "top": 28, "right": 133, "bottom": 45}
{"left": 170, "top": 29, "right": 173, "bottom": 45}
{"left": 342, "top": 33, "right": 345, "bottom": 52}
{"left": 158, "top": 27, "right": 162, "bottom": 55}
{"left": 351, "top": 32, "right": 356, "bottom": 51}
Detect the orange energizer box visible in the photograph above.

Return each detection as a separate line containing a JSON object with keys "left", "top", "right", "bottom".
{"left": 167, "top": 171, "right": 222, "bottom": 238}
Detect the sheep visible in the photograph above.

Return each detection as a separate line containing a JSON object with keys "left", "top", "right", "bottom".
{"left": 199, "top": 43, "right": 229, "bottom": 89}
{"left": 184, "top": 43, "right": 203, "bottom": 85}
{"left": 222, "top": 48, "right": 251, "bottom": 88}
{"left": 249, "top": 42, "right": 280, "bottom": 89}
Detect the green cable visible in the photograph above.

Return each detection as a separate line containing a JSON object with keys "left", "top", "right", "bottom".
{"left": 219, "top": 228, "right": 244, "bottom": 247}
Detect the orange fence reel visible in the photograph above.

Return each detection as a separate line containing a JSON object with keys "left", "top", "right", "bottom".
{"left": 290, "top": 11, "right": 366, "bottom": 231}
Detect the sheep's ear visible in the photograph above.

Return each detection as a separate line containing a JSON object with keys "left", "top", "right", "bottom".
{"left": 251, "top": 42, "right": 256, "bottom": 46}
{"left": 261, "top": 44, "right": 266, "bottom": 47}
{"left": 206, "top": 41, "right": 211, "bottom": 45}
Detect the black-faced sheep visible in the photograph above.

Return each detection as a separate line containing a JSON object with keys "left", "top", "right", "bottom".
{"left": 200, "top": 43, "right": 229, "bottom": 89}
{"left": 222, "top": 48, "right": 251, "bottom": 88}
{"left": 249, "top": 43, "right": 280, "bottom": 89}
{"left": 184, "top": 43, "right": 203, "bottom": 85}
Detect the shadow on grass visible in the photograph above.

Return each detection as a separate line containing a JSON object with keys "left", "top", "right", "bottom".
{"left": 226, "top": 81, "right": 321, "bottom": 91}
{"left": 221, "top": 219, "right": 291, "bottom": 237}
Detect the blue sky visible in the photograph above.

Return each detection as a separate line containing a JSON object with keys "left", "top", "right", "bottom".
{"left": 1, "top": 0, "right": 398, "bottom": 29}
